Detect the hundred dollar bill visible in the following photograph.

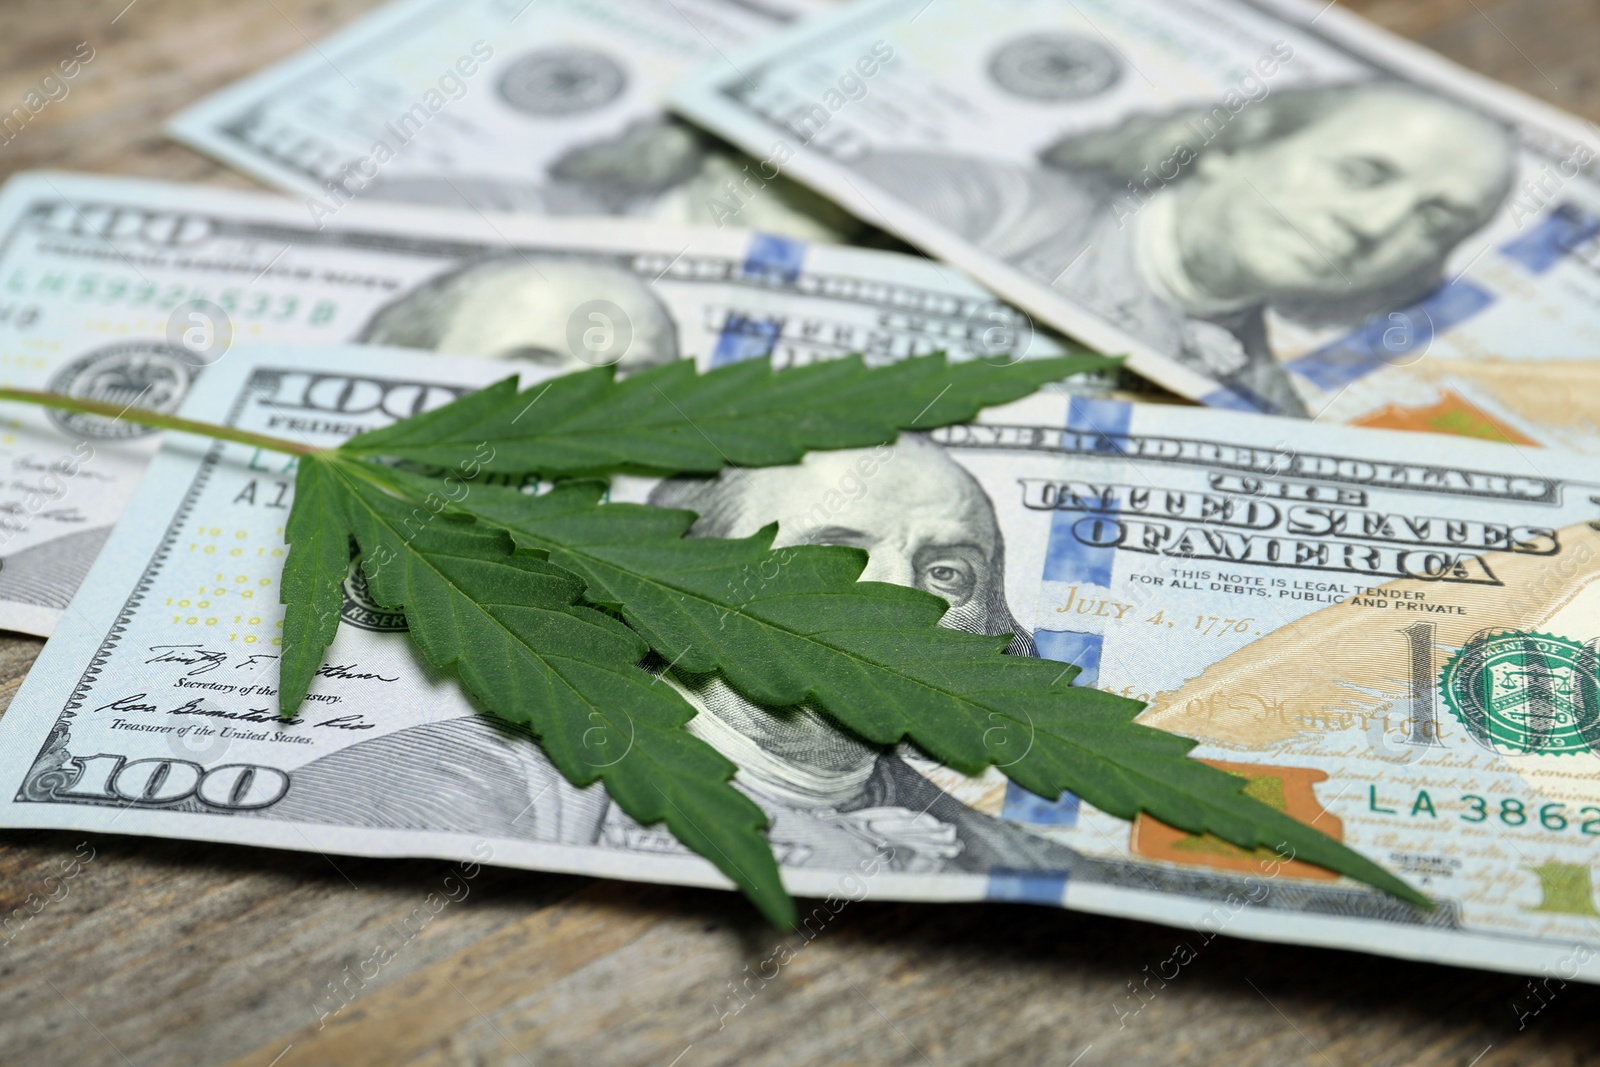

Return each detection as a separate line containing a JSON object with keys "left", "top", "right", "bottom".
{"left": 0, "top": 169, "right": 1084, "bottom": 637}
{"left": 4, "top": 341, "right": 1600, "bottom": 983}
{"left": 673, "top": 0, "right": 1600, "bottom": 444}
{"left": 167, "top": 0, "right": 865, "bottom": 242}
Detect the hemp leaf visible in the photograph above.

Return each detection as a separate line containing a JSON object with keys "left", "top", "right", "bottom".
{"left": 338, "top": 351, "right": 1100, "bottom": 475}
{"left": 278, "top": 458, "right": 352, "bottom": 714}
{"left": 326, "top": 465, "right": 787, "bottom": 922}
{"left": 278, "top": 351, "right": 1111, "bottom": 925}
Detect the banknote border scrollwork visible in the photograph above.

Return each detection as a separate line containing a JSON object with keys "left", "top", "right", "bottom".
{"left": 18, "top": 718, "right": 75, "bottom": 802}
{"left": 16, "top": 400, "right": 240, "bottom": 804}
{"left": 18, "top": 370, "right": 285, "bottom": 805}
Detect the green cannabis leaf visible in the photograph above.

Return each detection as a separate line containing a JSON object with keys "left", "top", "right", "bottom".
{"left": 278, "top": 458, "right": 350, "bottom": 714}
{"left": 323, "top": 463, "right": 788, "bottom": 922}
{"left": 0, "top": 351, "right": 1430, "bottom": 924}
{"left": 279, "top": 352, "right": 1109, "bottom": 925}
{"left": 338, "top": 351, "right": 1096, "bottom": 475}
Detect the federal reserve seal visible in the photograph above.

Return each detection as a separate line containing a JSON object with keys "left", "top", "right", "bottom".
{"left": 497, "top": 48, "right": 627, "bottom": 115}
{"left": 47, "top": 342, "right": 196, "bottom": 440}
{"left": 342, "top": 554, "right": 407, "bottom": 633}
{"left": 987, "top": 33, "right": 1121, "bottom": 102}
{"left": 1440, "top": 632, "right": 1600, "bottom": 756}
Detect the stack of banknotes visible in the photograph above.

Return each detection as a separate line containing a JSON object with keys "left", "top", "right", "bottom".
{"left": 1, "top": 0, "right": 1599, "bottom": 983}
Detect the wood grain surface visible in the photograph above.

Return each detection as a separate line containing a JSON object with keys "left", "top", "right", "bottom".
{"left": 2, "top": 1, "right": 1599, "bottom": 1064}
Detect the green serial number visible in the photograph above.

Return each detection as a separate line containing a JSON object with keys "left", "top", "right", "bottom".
{"left": 5, "top": 269, "right": 338, "bottom": 326}
{"left": 1372, "top": 785, "right": 1600, "bottom": 833}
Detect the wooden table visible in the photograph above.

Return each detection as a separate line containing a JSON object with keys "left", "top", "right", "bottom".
{"left": 2, "top": 1, "right": 1598, "bottom": 1063}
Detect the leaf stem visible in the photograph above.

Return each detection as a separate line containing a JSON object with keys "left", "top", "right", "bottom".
{"left": 0, "top": 386, "right": 323, "bottom": 457}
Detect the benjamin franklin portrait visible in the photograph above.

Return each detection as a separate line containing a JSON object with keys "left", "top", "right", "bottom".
{"left": 854, "top": 80, "right": 1517, "bottom": 416}
{"left": 359, "top": 254, "right": 683, "bottom": 375}
{"left": 271, "top": 435, "right": 1077, "bottom": 877}
{"left": 641, "top": 435, "right": 1064, "bottom": 872}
